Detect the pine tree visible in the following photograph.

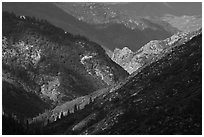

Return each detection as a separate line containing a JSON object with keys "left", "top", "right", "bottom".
{"left": 89, "top": 97, "right": 93, "bottom": 104}
{"left": 67, "top": 109, "right": 70, "bottom": 115}
{"left": 26, "top": 120, "right": 29, "bottom": 129}
{"left": 47, "top": 119, "right": 49, "bottom": 125}
{"left": 74, "top": 104, "right": 78, "bottom": 113}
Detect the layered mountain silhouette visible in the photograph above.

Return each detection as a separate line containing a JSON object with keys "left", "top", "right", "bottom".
{"left": 2, "top": 12, "right": 128, "bottom": 119}
{"left": 3, "top": 2, "right": 179, "bottom": 53}
{"left": 2, "top": 2, "right": 202, "bottom": 135}
{"left": 24, "top": 28, "right": 202, "bottom": 135}
{"left": 54, "top": 2, "right": 201, "bottom": 48}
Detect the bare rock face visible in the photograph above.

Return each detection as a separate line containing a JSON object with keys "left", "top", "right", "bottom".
{"left": 111, "top": 29, "right": 201, "bottom": 74}
{"left": 111, "top": 47, "right": 134, "bottom": 73}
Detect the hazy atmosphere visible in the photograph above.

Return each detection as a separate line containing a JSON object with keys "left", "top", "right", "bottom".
{"left": 2, "top": 2, "right": 202, "bottom": 135}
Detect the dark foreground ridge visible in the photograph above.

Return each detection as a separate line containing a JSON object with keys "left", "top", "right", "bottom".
{"left": 40, "top": 29, "right": 202, "bottom": 135}
{"left": 2, "top": 11, "right": 202, "bottom": 135}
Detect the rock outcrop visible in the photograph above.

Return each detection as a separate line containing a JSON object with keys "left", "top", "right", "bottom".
{"left": 112, "top": 29, "right": 201, "bottom": 74}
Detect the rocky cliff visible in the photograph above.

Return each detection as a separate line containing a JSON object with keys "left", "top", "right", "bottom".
{"left": 112, "top": 29, "right": 201, "bottom": 74}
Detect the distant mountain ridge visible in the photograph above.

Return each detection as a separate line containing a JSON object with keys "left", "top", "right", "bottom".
{"left": 162, "top": 14, "right": 202, "bottom": 32}
{"left": 55, "top": 2, "right": 201, "bottom": 50}
{"left": 3, "top": 2, "right": 177, "bottom": 53}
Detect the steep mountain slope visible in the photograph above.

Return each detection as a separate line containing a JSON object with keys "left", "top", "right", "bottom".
{"left": 2, "top": 12, "right": 128, "bottom": 118}
{"left": 2, "top": 80, "right": 50, "bottom": 119}
{"left": 2, "top": 113, "right": 29, "bottom": 135}
{"left": 112, "top": 29, "right": 201, "bottom": 74}
{"left": 40, "top": 29, "right": 201, "bottom": 135}
{"left": 27, "top": 87, "right": 112, "bottom": 126}
{"left": 3, "top": 2, "right": 175, "bottom": 52}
